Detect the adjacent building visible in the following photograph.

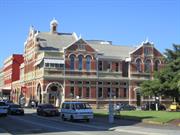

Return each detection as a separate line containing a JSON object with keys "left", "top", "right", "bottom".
{"left": 2, "top": 19, "right": 166, "bottom": 107}
{"left": 2, "top": 54, "right": 23, "bottom": 100}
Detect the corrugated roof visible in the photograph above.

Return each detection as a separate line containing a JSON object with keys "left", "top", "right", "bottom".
{"left": 36, "top": 32, "right": 78, "bottom": 51}
{"left": 35, "top": 32, "right": 136, "bottom": 59}
{"left": 87, "top": 42, "right": 135, "bottom": 59}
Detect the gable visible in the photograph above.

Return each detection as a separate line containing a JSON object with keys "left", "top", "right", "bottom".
{"left": 65, "top": 38, "right": 96, "bottom": 53}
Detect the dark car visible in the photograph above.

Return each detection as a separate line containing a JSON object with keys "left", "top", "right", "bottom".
{"left": 141, "top": 103, "right": 166, "bottom": 111}
{"left": 8, "top": 104, "right": 24, "bottom": 115}
{"left": 37, "top": 104, "right": 60, "bottom": 116}
{"left": 115, "top": 103, "right": 136, "bottom": 111}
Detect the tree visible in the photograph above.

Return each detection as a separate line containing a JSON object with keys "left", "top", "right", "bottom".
{"left": 141, "top": 44, "right": 180, "bottom": 102}
{"left": 140, "top": 79, "right": 161, "bottom": 97}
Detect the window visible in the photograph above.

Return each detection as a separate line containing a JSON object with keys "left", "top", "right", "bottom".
{"left": 115, "top": 88, "right": 119, "bottom": 98}
{"left": 145, "top": 59, "right": 151, "bottom": 73}
{"left": 154, "top": 60, "right": 160, "bottom": 71}
{"left": 136, "top": 59, "right": 142, "bottom": 72}
{"left": 70, "top": 81, "right": 74, "bottom": 85}
{"left": 86, "top": 87, "right": 90, "bottom": 98}
{"left": 78, "top": 44, "right": 85, "bottom": 50}
{"left": 45, "top": 63, "right": 49, "bottom": 67}
{"left": 98, "top": 82, "right": 103, "bottom": 85}
{"left": 50, "top": 63, "right": 55, "bottom": 68}
{"left": 144, "top": 47, "right": 151, "bottom": 55}
{"left": 107, "top": 62, "right": 111, "bottom": 71}
{"left": 86, "top": 56, "right": 91, "bottom": 71}
{"left": 78, "top": 87, "right": 82, "bottom": 98}
{"left": 86, "top": 81, "right": 90, "bottom": 85}
{"left": 70, "top": 55, "right": 75, "bottom": 70}
{"left": 124, "top": 88, "right": 127, "bottom": 97}
{"left": 107, "top": 88, "right": 110, "bottom": 98}
{"left": 70, "top": 87, "right": 74, "bottom": 98}
{"left": 115, "top": 63, "right": 119, "bottom": 72}
{"left": 98, "top": 87, "right": 103, "bottom": 98}
{"left": 78, "top": 55, "right": 83, "bottom": 70}
{"left": 98, "top": 61, "right": 102, "bottom": 71}
{"left": 65, "top": 104, "right": 70, "bottom": 109}
{"left": 78, "top": 81, "right": 82, "bottom": 85}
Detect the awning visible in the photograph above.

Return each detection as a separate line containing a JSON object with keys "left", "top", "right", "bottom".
{"left": 44, "top": 59, "right": 65, "bottom": 64}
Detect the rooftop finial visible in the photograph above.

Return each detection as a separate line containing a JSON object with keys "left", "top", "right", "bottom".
{"left": 145, "top": 37, "right": 149, "bottom": 43}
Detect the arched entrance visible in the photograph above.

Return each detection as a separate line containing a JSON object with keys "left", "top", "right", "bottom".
{"left": 37, "top": 84, "right": 42, "bottom": 104}
{"left": 46, "top": 82, "right": 63, "bottom": 107}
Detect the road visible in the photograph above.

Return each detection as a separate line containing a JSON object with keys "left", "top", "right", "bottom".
{"left": 0, "top": 109, "right": 179, "bottom": 135}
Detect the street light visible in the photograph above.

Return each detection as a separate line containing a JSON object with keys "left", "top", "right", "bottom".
{"left": 109, "top": 88, "right": 114, "bottom": 123}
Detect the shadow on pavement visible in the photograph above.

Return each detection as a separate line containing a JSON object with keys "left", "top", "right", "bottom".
{"left": 0, "top": 109, "right": 174, "bottom": 135}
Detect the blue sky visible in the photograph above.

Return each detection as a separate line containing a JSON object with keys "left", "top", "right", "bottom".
{"left": 0, "top": 0, "right": 180, "bottom": 67}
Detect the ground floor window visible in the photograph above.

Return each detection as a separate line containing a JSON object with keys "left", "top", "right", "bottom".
{"left": 78, "top": 87, "right": 82, "bottom": 98}
{"left": 124, "top": 88, "right": 127, "bottom": 97}
{"left": 86, "top": 87, "right": 90, "bottom": 98}
{"left": 98, "top": 87, "right": 103, "bottom": 98}
{"left": 70, "top": 87, "right": 74, "bottom": 98}
{"left": 115, "top": 88, "right": 119, "bottom": 98}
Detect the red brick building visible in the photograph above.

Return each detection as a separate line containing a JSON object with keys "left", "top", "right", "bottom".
{"left": 2, "top": 54, "right": 23, "bottom": 100}
{"left": 9, "top": 19, "right": 166, "bottom": 107}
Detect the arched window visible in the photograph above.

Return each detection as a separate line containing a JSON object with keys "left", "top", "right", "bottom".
{"left": 78, "top": 55, "right": 83, "bottom": 70}
{"left": 136, "top": 59, "right": 142, "bottom": 72}
{"left": 70, "top": 55, "right": 75, "bottom": 70}
{"left": 145, "top": 59, "right": 151, "bottom": 73}
{"left": 86, "top": 55, "right": 91, "bottom": 71}
{"left": 154, "top": 60, "right": 160, "bottom": 71}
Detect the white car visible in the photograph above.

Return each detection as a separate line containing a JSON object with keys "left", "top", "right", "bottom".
{"left": 0, "top": 101, "right": 9, "bottom": 116}
{"left": 60, "top": 102, "right": 94, "bottom": 122}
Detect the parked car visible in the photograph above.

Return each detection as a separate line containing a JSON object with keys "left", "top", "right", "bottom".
{"left": 115, "top": 103, "right": 136, "bottom": 111}
{"left": 37, "top": 104, "right": 60, "bottom": 116}
{"left": 141, "top": 103, "right": 166, "bottom": 111}
{"left": 8, "top": 104, "right": 24, "bottom": 115}
{"left": 0, "top": 101, "right": 9, "bottom": 116}
{"left": 169, "top": 102, "right": 180, "bottom": 111}
{"left": 60, "top": 102, "right": 94, "bottom": 122}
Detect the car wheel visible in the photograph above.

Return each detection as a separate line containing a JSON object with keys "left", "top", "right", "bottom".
{"left": 86, "top": 119, "right": 90, "bottom": 122}
{"left": 70, "top": 115, "right": 74, "bottom": 121}
{"left": 43, "top": 112, "right": 47, "bottom": 117}
{"left": 61, "top": 114, "right": 66, "bottom": 121}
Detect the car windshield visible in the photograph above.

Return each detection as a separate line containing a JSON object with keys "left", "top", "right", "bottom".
{"left": 74, "top": 103, "right": 91, "bottom": 109}
{"left": 10, "top": 104, "right": 21, "bottom": 108}
{"left": 0, "top": 102, "right": 6, "bottom": 106}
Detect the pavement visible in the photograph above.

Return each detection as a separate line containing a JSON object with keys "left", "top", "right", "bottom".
{"left": 0, "top": 108, "right": 179, "bottom": 135}
{"left": 26, "top": 108, "right": 180, "bottom": 135}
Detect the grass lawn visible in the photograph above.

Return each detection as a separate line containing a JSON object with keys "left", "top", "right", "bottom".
{"left": 94, "top": 109, "right": 180, "bottom": 123}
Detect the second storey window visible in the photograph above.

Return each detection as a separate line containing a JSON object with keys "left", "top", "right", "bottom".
{"left": 145, "top": 59, "right": 151, "bottom": 73}
{"left": 86, "top": 56, "right": 91, "bottom": 71}
{"left": 70, "top": 55, "right": 75, "bottom": 70}
{"left": 78, "top": 55, "right": 83, "bottom": 70}
{"left": 154, "top": 60, "right": 160, "bottom": 71}
{"left": 136, "top": 59, "right": 142, "bottom": 72}
{"left": 98, "top": 61, "right": 102, "bottom": 71}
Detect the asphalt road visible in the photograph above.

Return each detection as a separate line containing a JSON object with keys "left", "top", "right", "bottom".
{"left": 0, "top": 109, "right": 179, "bottom": 135}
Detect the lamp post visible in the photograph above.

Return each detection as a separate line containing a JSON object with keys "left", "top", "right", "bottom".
{"left": 109, "top": 87, "right": 114, "bottom": 123}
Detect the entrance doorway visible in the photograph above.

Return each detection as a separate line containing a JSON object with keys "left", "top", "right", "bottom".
{"left": 37, "top": 84, "right": 42, "bottom": 104}
{"left": 46, "top": 82, "right": 63, "bottom": 107}
{"left": 136, "top": 89, "right": 141, "bottom": 106}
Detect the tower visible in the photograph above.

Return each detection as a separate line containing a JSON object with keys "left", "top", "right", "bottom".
{"left": 50, "top": 18, "right": 58, "bottom": 34}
